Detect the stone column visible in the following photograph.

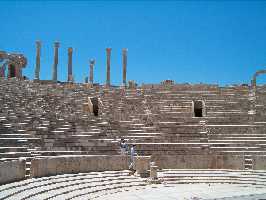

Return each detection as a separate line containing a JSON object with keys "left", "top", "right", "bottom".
{"left": 15, "top": 66, "right": 20, "bottom": 78}
{"left": 34, "top": 41, "right": 41, "bottom": 80}
{"left": 106, "top": 48, "right": 111, "bottom": 87}
{"left": 7, "top": 64, "right": 11, "bottom": 78}
{"left": 122, "top": 48, "right": 127, "bottom": 86}
{"left": 52, "top": 41, "right": 60, "bottom": 82}
{"left": 67, "top": 47, "right": 73, "bottom": 82}
{"left": 89, "top": 59, "right": 95, "bottom": 84}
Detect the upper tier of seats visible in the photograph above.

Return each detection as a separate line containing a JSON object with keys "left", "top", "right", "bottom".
{"left": 0, "top": 78, "right": 266, "bottom": 170}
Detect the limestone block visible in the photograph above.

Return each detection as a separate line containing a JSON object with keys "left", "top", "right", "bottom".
{"left": 150, "top": 165, "right": 158, "bottom": 179}
{"left": 135, "top": 156, "right": 151, "bottom": 177}
{"left": 253, "top": 156, "right": 266, "bottom": 170}
{"left": 0, "top": 159, "right": 26, "bottom": 184}
{"left": 31, "top": 155, "right": 130, "bottom": 178}
{"left": 152, "top": 154, "right": 244, "bottom": 170}
{"left": 221, "top": 155, "right": 244, "bottom": 170}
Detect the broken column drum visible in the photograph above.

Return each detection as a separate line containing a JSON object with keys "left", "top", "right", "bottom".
{"left": 122, "top": 48, "right": 127, "bottom": 86}
{"left": 52, "top": 42, "right": 60, "bottom": 82}
{"left": 106, "top": 48, "right": 111, "bottom": 86}
{"left": 34, "top": 41, "right": 41, "bottom": 80}
{"left": 67, "top": 47, "right": 73, "bottom": 82}
{"left": 89, "top": 59, "right": 95, "bottom": 84}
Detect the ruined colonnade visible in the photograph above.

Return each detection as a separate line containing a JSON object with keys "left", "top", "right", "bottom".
{"left": 34, "top": 41, "right": 128, "bottom": 86}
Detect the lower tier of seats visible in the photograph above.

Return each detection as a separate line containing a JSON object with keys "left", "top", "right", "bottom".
{"left": 1, "top": 170, "right": 266, "bottom": 200}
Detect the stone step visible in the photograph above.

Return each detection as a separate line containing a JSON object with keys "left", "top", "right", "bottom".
{"left": 0, "top": 134, "right": 32, "bottom": 138}
{"left": 0, "top": 147, "right": 28, "bottom": 153}
{"left": 0, "top": 171, "right": 145, "bottom": 200}
{"left": 0, "top": 152, "right": 31, "bottom": 158}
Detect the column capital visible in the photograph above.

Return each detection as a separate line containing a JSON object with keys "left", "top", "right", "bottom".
{"left": 89, "top": 59, "right": 95, "bottom": 65}
{"left": 68, "top": 47, "right": 73, "bottom": 53}
{"left": 106, "top": 47, "right": 112, "bottom": 52}
{"left": 122, "top": 48, "right": 128, "bottom": 52}
{"left": 36, "top": 40, "right": 41, "bottom": 47}
{"left": 54, "top": 41, "right": 60, "bottom": 48}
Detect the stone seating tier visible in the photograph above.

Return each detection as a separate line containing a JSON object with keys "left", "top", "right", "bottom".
{"left": 0, "top": 170, "right": 266, "bottom": 200}
{"left": 0, "top": 79, "right": 265, "bottom": 163}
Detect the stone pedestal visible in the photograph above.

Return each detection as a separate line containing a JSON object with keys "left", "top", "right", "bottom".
{"left": 147, "top": 164, "right": 161, "bottom": 184}
{"left": 150, "top": 165, "right": 158, "bottom": 179}
{"left": 135, "top": 156, "right": 150, "bottom": 178}
{"left": 128, "top": 80, "right": 137, "bottom": 89}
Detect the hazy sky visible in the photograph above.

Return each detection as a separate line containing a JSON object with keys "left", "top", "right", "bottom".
{"left": 1, "top": 1, "right": 266, "bottom": 85}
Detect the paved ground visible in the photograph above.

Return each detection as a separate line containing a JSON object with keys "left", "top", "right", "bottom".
{"left": 100, "top": 183, "right": 266, "bottom": 200}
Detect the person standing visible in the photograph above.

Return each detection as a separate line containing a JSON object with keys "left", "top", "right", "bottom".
{"left": 129, "top": 144, "right": 137, "bottom": 173}
{"left": 120, "top": 139, "right": 128, "bottom": 155}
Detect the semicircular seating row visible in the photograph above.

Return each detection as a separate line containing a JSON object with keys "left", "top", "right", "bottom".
{"left": 1, "top": 170, "right": 266, "bottom": 200}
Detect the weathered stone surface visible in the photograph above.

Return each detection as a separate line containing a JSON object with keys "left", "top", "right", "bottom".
{"left": 135, "top": 156, "right": 150, "bottom": 177}
{"left": 0, "top": 159, "right": 26, "bottom": 184}
{"left": 0, "top": 78, "right": 266, "bottom": 172}
{"left": 150, "top": 165, "right": 158, "bottom": 179}
{"left": 253, "top": 155, "right": 266, "bottom": 170}
{"left": 31, "top": 155, "right": 129, "bottom": 178}
{"left": 152, "top": 155, "right": 244, "bottom": 170}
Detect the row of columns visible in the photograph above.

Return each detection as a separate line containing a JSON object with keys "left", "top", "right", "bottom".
{"left": 34, "top": 41, "right": 128, "bottom": 86}
{"left": 105, "top": 48, "right": 128, "bottom": 86}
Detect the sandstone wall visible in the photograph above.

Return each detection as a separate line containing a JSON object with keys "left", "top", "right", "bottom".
{"left": 152, "top": 154, "right": 244, "bottom": 169}
{"left": 31, "top": 155, "right": 129, "bottom": 178}
{"left": 0, "top": 159, "right": 26, "bottom": 185}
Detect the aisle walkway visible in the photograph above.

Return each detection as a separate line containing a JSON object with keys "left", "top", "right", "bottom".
{"left": 101, "top": 183, "right": 266, "bottom": 200}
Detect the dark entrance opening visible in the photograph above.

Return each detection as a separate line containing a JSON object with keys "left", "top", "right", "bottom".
{"left": 90, "top": 97, "right": 99, "bottom": 116}
{"left": 9, "top": 65, "right": 16, "bottom": 77}
{"left": 194, "top": 100, "right": 203, "bottom": 117}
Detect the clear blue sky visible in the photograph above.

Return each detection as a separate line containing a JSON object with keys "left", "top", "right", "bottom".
{"left": 1, "top": 1, "right": 266, "bottom": 85}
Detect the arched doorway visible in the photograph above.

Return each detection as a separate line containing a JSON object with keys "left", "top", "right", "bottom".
{"left": 192, "top": 100, "right": 206, "bottom": 117}
{"left": 90, "top": 97, "right": 99, "bottom": 116}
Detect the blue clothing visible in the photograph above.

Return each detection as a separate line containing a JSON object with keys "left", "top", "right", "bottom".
{"left": 129, "top": 146, "right": 137, "bottom": 170}
{"left": 120, "top": 141, "right": 128, "bottom": 155}
{"left": 130, "top": 146, "right": 137, "bottom": 161}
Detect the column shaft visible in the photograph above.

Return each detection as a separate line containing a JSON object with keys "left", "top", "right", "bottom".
{"left": 15, "top": 66, "right": 20, "bottom": 78}
{"left": 67, "top": 47, "right": 73, "bottom": 82}
{"left": 7, "top": 64, "right": 11, "bottom": 78}
{"left": 34, "top": 41, "right": 41, "bottom": 80}
{"left": 52, "top": 42, "right": 60, "bottom": 82}
{"left": 122, "top": 48, "right": 127, "bottom": 85}
{"left": 106, "top": 48, "right": 111, "bottom": 86}
{"left": 89, "top": 59, "right": 95, "bottom": 84}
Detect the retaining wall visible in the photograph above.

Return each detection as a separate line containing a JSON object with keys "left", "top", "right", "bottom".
{"left": 152, "top": 154, "right": 244, "bottom": 169}
{"left": 0, "top": 159, "right": 26, "bottom": 185}
{"left": 31, "top": 155, "right": 129, "bottom": 178}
